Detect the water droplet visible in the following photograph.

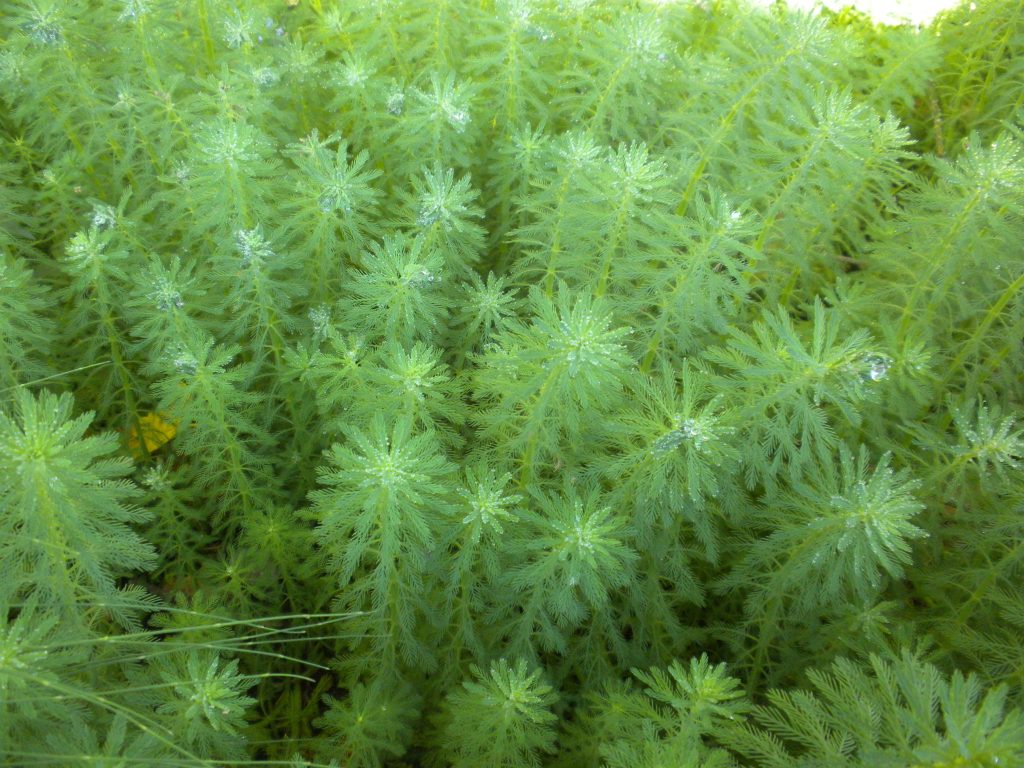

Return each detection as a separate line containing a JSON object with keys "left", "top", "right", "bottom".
{"left": 319, "top": 188, "right": 352, "bottom": 214}
{"left": 172, "top": 161, "right": 191, "bottom": 187}
{"left": 222, "top": 11, "right": 255, "bottom": 49}
{"left": 860, "top": 354, "right": 891, "bottom": 382}
{"left": 652, "top": 415, "right": 716, "bottom": 455}
{"left": 252, "top": 67, "right": 279, "bottom": 88}
{"left": 652, "top": 429, "right": 686, "bottom": 455}
{"left": 174, "top": 354, "right": 198, "bottom": 376}
{"left": 309, "top": 304, "right": 332, "bottom": 340}
{"left": 150, "top": 277, "right": 184, "bottom": 312}
{"left": 235, "top": 226, "right": 274, "bottom": 267}
{"left": 386, "top": 90, "right": 405, "bottom": 116}
{"left": 406, "top": 268, "right": 440, "bottom": 289}
{"left": 417, "top": 204, "right": 443, "bottom": 228}
{"left": 118, "top": 0, "right": 150, "bottom": 22}
{"left": 340, "top": 64, "right": 369, "bottom": 88}
{"left": 22, "top": 18, "right": 62, "bottom": 45}
{"left": 91, "top": 203, "right": 117, "bottom": 231}
{"left": 446, "top": 106, "right": 469, "bottom": 132}
{"left": 528, "top": 24, "right": 554, "bottom": 42}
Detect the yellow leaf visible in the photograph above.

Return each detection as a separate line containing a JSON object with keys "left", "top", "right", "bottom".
{"left": 128, "top": 412, "right": 179, "bottom": 456}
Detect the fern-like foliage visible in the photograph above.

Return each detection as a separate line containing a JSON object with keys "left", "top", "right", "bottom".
{"left": 146, "top": 651, "right": 256, "bottom": 761}
{"left": 561, "top": 654, "right": 747, "bottom": 768}
{"left": 597, "top": 361, "right": 740, "bottom": 536}
{"left": 718, "top": 444, "right": 925, "bottom": 686}
{"left": 57, "top": 222, "right": 141, "bottom": 432}
{"left": 0, "top": 389, "right": 155, "bottom": 623}
{"left": 724, "top": 651, "right": 1024, "bottom": 767}
{"left": 280, "top": 130, "right": 382, "bottom": 304}
{"left": 152, "top": 331, "right": 275, "bottom": 527}
{"left": 497, "top": 483, "right": 637, "bottom": 659}
{"left": 308, "top": 413, "right": 454, "bottom": 668}
{"left": 0, "top": 595, "right": 89, "bottom": 759}
{"left": 721, "top": 444, "right": 925, "bottom": 617}
{"left": 1, "top": 0, "right": 1022, "bottom": 764}
{"left": 403, "top": 163, "right": 486, "bottom": 276}
{"left": 314, "top": 675, "right": 420, "bottom": 768}
{"left": 434, "top": 658, "right": 558, "bottom": 768}
{"left": 709, "top": 298, "right": 883, "bottom": 485}
{"left": 341, "top": 233, "right": 452, "bottom": 347}
{"left": 473, "top": 284, "right": 633, "bottom": 482}
{"left": 0, "top": 252, "right": 53, "bottom": 392}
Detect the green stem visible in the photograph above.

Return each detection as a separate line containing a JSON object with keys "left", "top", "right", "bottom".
{"left": 939, "top": 270, "right": 1024, "bottom": 390}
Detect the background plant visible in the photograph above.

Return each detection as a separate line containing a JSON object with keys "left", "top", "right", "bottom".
{"left": 0, "top": 0, "right": 1022, "bottom": 766}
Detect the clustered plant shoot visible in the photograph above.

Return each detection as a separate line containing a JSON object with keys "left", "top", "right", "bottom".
{"left": 1, "top": 0, "right": 1022, "bottom": 765}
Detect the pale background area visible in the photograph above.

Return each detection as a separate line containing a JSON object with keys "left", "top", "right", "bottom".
{"left": 750, "top": 0, "right": 965, "bottom": 25}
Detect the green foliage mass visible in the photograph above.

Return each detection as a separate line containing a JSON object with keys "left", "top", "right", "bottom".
{"left": 1, "top": 0, "right": 1022, "bottom": 765}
